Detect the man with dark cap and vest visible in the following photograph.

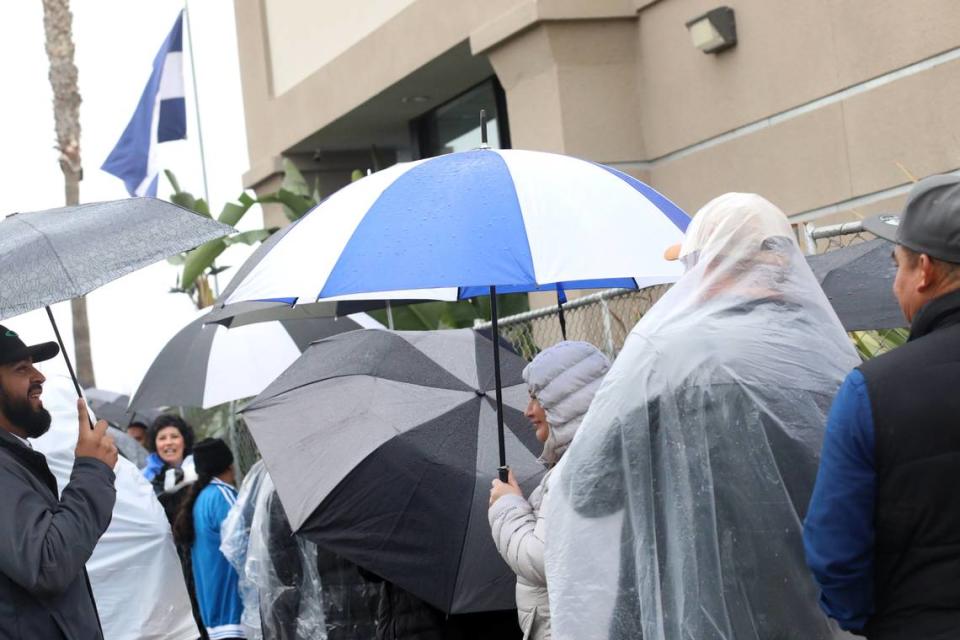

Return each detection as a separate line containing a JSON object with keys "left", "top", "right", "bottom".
{"left": 804, "top": 174, "right": 960, "bottom": 639}
{"left": 173, "top": 437, "right": 245, "bottom": 639}
{"left": 0, "top": 325, "right": 118, "bottom": 639}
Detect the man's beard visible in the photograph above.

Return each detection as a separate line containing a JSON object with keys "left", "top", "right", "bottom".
{"left": 1, "top": 386, "right": 52, "bottom": 439}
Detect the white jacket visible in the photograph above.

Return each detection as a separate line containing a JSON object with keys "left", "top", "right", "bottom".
{"left": 489, "top": 341, "right": 610, "bottom": 639}
{"left": 489, "top": 470, "right": 554, "bottom": 639}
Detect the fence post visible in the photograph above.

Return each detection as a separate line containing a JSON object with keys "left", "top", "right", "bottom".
{"left": 226, "top": 399, "right": 245, "bottom": 482}
{"left": 803, "top": 223, "right": 818, "bottom": 255}
{"left": 600, "top": 297, "right": 615, "bottom": 359}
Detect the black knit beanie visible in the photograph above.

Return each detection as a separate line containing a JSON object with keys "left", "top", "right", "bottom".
{"left": 193, "top": 438, "right": 234, "bottom": 477}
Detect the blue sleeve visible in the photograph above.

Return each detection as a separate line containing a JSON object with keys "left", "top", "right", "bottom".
{"left": 803, "top": 369, "right": 876, "bottom": 631}
{"left": 212, "top": 490, "right": 232, "bottom": 531}
{"left": 204, "top": 484, "right": 235, "bottom": 539}
{"left": 142, "top": 453, "right": 164, "bottom": 481}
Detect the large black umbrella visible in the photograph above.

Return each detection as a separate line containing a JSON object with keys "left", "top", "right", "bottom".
{"left": 807, "top": 238, "right": 904, "bottom": 331}
{"left": 0, "top": 198, "right": 233, "bottom": 395}
{"left": 242, "top": 328, "right": 545, "bottom": 614}
{"left": 130, "top": 312, "right": 373, "bottom": 410}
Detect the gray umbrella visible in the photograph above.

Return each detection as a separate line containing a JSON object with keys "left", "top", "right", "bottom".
{"left": 242, "top": 328, "right": 545, "bottom": 614}
{"left": 107, "top": 426, "right": 149, "bottom": 469}
{"left": 84, "top": 388, "right": 161, "bottom": 428}
{"left": 0, "top": 198, "right": 232, "bottom": 319}
{"left": 130, "top": 313, "right": 371, "bottom": 410}
{"left": 807, "top": 238, "right": 905, "bottom": 331}
{"left": 82, "top": 390, "right": 150, "bottom": 468}
{"left": 0, "top": 197, "right": 233, "bottom": 396}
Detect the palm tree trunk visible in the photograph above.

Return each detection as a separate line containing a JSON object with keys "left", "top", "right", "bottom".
{"left": 42, "top": 0, "right": 95, "bottom": 388}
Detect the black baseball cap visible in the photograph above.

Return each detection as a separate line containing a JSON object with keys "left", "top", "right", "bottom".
{"left": 0, "top": 325, "right": 59, "bottom": 367}
{"left": 863, "top": 174, "right": 960, "bottom": 263}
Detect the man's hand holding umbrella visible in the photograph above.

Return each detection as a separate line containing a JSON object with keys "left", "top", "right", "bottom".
{"left": 75, "top": 399, "right": 117, "bottom": 469}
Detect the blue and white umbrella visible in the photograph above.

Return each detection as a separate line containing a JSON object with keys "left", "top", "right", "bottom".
{"left": 224, "top": 148, "right": 689, "bottom": 306}
{"left": 222, "top": 147, "right": 690, "bottom": 473}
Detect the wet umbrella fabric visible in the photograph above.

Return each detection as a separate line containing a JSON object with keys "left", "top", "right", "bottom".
{"left": 807, "top": 238, "right": 904, "bottom": 331}
{"left": 0, "top": 197, "right": 233, "bottom": 320}
{"left": 241, "top": 329, "right": 546, "bottom": 614}
{"left": 221, "top": 148, "right": 689, "bottom": 472}
{"left": 0, "top": 197, "right": 233, "bottom": 400}
{"left": 80, "top": 389, "right": 150, "bottom": 467}
{"left": 130, "top": 311, "right": 377, "bottom": 410}
{"left": 107, "top": 427, "right": 149, "bottom": 469}
{"left": 84, "top": 388, "right": 161, "bottom": 428}
{"left": 203, "top": 219, "right": 393, "bottom": 327}
{"left": 222, "top": 149, "right": 688, "bottom": 305}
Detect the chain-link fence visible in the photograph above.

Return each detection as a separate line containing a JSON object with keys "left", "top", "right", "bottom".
{"left": 804, "top": 220, "right": 909, "bottom": 358}
{"left": 227, "top": 222, "right": 907, "bottom": 474}
{"left": 476, "top": 222, "right": 908, "bottom": 363}
{"left": 227, "top": 416, "right": 260, "bottom": 479}
{"left": 475, "top": 285, "right": 671, "bottom": 362}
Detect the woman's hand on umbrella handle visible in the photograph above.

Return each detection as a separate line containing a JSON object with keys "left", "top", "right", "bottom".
{"left": 489, "top": 468, "right": 522, "bottom": 506}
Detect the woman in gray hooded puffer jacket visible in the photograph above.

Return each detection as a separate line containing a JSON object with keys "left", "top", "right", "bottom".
{"left": 488, "top": 340, "right": 610, "bottom": 640}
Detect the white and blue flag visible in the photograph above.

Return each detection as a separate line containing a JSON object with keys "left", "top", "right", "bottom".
{"left": 102, "top": 11, "right": 186, "bottom": 197}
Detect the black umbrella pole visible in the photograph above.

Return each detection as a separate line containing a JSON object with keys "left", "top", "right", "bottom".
{"left": 45, "top": 306, "right": 94, "bottom": 428}
{"left": 557, "top": 296, "right": 568, "bottom": 340}
{"left": 489, "top": 286, "right": 509, "bottom": 482}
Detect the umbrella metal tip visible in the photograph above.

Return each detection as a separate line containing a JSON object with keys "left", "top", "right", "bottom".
{"left": 474, "top": 389, "right": 486, "bottom": 397}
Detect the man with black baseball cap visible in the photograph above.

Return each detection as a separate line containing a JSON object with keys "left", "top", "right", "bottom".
{"left": 0, "top": 324, "right": 118, "bottom": 639}
{"left": 804, "top": 174, "right": 960, "bottom": 639}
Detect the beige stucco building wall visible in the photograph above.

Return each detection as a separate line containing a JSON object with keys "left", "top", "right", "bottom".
{"left": 234, "top": 0, "right": 960, "bottom": 263}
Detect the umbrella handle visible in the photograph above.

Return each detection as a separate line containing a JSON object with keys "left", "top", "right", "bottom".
{"left": 556, "top": 286, "right": 567, "bottom": 340}
{"left": 45, "top": 306, "right": 94, "bottom": 429}
{"left": 498, "top": 466, "right": 509, "bottom": 483}
{"left": 489, "top": 286, "right": 507, "bottom": 470}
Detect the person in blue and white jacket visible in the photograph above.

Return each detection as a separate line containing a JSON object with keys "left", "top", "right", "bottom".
{"left": 174, "top": 437, "right": 245, "bottom": 640}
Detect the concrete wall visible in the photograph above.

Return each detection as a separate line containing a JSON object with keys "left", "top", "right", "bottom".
{"left": 234, "top": 0, "right": 530, "bottom": 189}
{"left": 264, "top": 0, "right": 417, "bottom": 95}
{"left": 479, "top": 0, "right": 960, "bottom": 222}
{"left": 234, "top": 0, "right": 960, "bottom": 242}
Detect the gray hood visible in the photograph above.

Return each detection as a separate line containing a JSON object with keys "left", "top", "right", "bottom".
{"left": 522, "top": 341, "right": 610, "bottom": 466}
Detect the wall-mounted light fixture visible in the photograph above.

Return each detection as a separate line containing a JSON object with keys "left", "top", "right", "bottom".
{"left": 685, "top": 6, "right": 737, "bottom": 54}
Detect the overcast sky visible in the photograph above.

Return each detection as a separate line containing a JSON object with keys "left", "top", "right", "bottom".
{"left": 0, "top": 0, "right": 257, "bottom": 394}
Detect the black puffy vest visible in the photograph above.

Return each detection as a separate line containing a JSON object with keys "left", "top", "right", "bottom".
{"left": 859, "top": 290, "right": 960, "bottom": 640}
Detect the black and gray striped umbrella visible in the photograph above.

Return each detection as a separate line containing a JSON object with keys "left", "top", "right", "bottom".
{"left": 242, "top": 328, "right": 545, "bottom": 614}
{"left": 130, "top": 312, "right": 378, "bottom": 410}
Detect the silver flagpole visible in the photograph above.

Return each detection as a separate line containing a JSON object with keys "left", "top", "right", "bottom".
{"left": 183, "top": 1, "right": 220, "bottom": 296}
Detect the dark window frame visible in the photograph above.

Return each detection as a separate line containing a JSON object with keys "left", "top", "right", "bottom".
{"left": 411, "top": 77, "right": 511, "bottom": 159}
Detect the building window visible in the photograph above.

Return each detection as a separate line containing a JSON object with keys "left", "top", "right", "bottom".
{"left": 414, "top": 78, "right": 510, "bottom": 158}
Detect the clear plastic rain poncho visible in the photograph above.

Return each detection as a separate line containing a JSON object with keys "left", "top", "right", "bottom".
{"left": 545, "top": 193, "right": 860, "bottom": 640}
{"left": 221, "top": 461, "right": 327, "bottom": 639}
